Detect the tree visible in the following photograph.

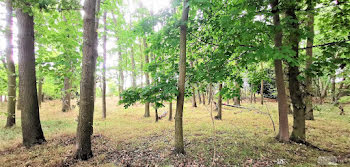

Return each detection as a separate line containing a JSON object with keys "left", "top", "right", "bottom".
{"left": 75, "top": 0, "right": 98, "bottom": 160}
{"left": 304, "top": 0, "right": 315, "bottom": 120}
{"left": 270, "top": 0, "right": 289, "bottom": 142}
{"left": 102, "top": 11, "right": 107, "bottom": 119}
{"left": 143, "top": 38, "right": 150, "bottom": 117}
{"left": 215, "top": 83, "right": 223, "bottom": 120}
{"left": 4, "top": 0, "right": 16, "bottom": 128}
{"left": 174, "top": 0, "right": 189, "bottom": 154}
{"left": 17, "top": 6, "right": 46, "bottom": 148}
{"left": 285, "top": 1, "right": 306, "bottom": 143}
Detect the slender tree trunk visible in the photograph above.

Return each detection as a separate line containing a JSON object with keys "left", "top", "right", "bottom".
{"left": 92, "top": 0, "right": 101, "bottom": 102}
{"left": 131, "top": 45, "right": 137, "bottom": 87}
{"left": 143, "top": 38, "right": 150, "bottom": 117}
{"left": 331, "top": 75, "right": 336, "bottom": 103}
{"left": 62, "top": 77, "right": 71, "bottom": 112}
{"left": 155, "top": 108, "right": 159, "bottom": 122}
{"left": 202, "top": 90, "right": 206, "bottom": 105}
{"left": 139, "top": 39, "right": 144, "bottom": 87}
{"left": 17, "top": 7, "right": 46, "bottom": 147}
{"left": 191, "top": 86, "right": 197, "bottom": 107}
{"left": 5, "top": 0, "right": 16, "bottom": 128}
{"left": 215, "top": 83, "right": 223, "bottom": 120}
{"left": 208, "top": 84, "right": 212, "bottom": 105}
{"left": 271, "top": 0, "right": 289, "bottom": 142}
{"left": 197, "top": 88, "right": 202, "bottom": 104}
{"left": 169, "top": 101, "right": 173, "bottom": 121}
{"left": 118, "top": 48, "right": 124, "bottom": 100}
{"left": 260, "top": 63, "right": 264, "bottom": 105}
{"left": 285, "top": 4, "right": 306, "bottom": 143}
{"left": 102, "top": 11, "right": 107, "bottom": 119}
{"left": 38, "top": 78, "right": 43, "bottom": 107}
{"left": 305, "top": 0, "right": 315, "bottom": 120}
{"left": 75, "top": 0, "right": 98, "bottom": 160}
{"left": 175, "top": 0, "right": 189, "bottom": 154}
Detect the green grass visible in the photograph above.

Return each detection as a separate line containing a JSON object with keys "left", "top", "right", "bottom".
{"left": 0, "top": 97, "right": 349, "bottom": 166}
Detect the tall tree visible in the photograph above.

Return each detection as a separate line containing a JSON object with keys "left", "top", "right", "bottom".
{"left": 215, "top": 83, "right": 223, "bottom": 120}
{"left": 285, "top": 1, "right": 306, "bottom": 142}
{"left": 131, "top": 45, "right": 137, "bottom": 87}
{"left": 118, "top": 48, "right": 124, "bottom": 100}
{"left": 75, "top": 0, "right": 98, "bottom": 160}
{"left": 143, "top": 38, "right": 150, "bottom": 117}
{"left": 37, "top": 78, "right": 43, "bottom": 107}
{"left": 174, "top": 0, "right": 189, "bottom": 154}
{"left": 102, "top": 11, "right": 107, "bottom": 119}
{"left": 62, "top": 77, "right": 71, "bottom": 112}
{"left": 17, "top": 7, "right": 46, "bottom": 147}
{"left": 270, "top": 0, "right": 289, "bottom": 142}
{"left": 4, "top": 0, "right": 16, "bottom": 128}
{"left": 305, "top": 0, "right": 315, "bottom": 120}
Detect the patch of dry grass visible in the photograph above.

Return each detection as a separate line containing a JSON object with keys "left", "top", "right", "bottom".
{"left": 0, "top": 97, "right": 349, "bottom": 166}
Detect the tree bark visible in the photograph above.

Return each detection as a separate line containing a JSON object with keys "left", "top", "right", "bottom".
{"left": 93, "top": 0, "right": 101, "bottom": 102}
{"left": 191, "top": 86, "right": 197, "bottom": 107}
{"left": 169, "top": 101, "right": 173, "bottom": 121}
{"left": 143, "top": 38, "right": 150, "bottom": 117}
{"left": 215, "top": 83, "right": 223, "bottom": 120}
{"left": 38, "top": 78, "right": 43, "bottom": 107}
{"left": 17, "top": 7, "right": 46, "bottom": 147}
{"left": 202, "top": 90, "right": 206, "bottom": 105}
{"left": 197, "top": 88, "right": 202, "bottom": 104}
{"left": 75, "top": 0, "right": 98, "bottom": 160}
{"left": 5, "top": 0, "right": 16, "bottom": 128}
{"left": 155, "top": 108, "right": 159, "bottom": 122}
{"left": 331, "top": 75, "right": 336, "bottom": 103}
{"left": 305, "top": 0, "right": 315, "bottom": 120}
{"left": 260, "top": 63, "right": 264, "bottom": 105}
{"left": 271, "top": 0, "right": 289, "bottom": 142}
{"left": 118, "top": 48, "right": 124, "bottom": 100}
{"left": 131, "top": 45, "right": 137, "bottom": 87}
{"left": 175, "top": 0, "right": 189, "bottom": 154}
{"left": 62, "top": 77, "right": 71, "bottom": 112}
{"left": 102, "top": 11, "right": 107, "bottom": 119}
{"left": 285, "top": 3, "right": 306, "bottom": 143}
{"left": 208, "top": 84, "right": 212, "bottom": 105}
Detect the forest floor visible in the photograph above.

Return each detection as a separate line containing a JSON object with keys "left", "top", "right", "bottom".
{"left": 0, "top": 97, "right": 350, "bottom": 167}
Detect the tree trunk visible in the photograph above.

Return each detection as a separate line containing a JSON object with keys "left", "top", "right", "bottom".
{"left": 192, "top": 86, "right": 197, "bottom": 107}
{"left": 38, "top": 78, "right": 43, "bottom": 107}
{"left": 260, "top": 63, "right": 264, "bottom": 105}
{"left": 208, "top": 84, "right": 212, "bottom": 105}
{"left": 75, "top": 0, "right": 98, "bottom": 160}
{"left": 253, "top": 93, "right": 256, "bottom": 103}
{"left": 62, "top": 77, "right": 71, "bottom": 112}
{"left": 169, "top": 101, "right": 173, "bottom": 121}
{"left": 140, "top": 39, "right": 144, "bottom": 87}
{"left": 155, "top": 108, "right": 159, "bottom": 122}
{"left": 215, "top": 83, "right": 223, "bottom": 120}
{"left": 197, "top": 88, "right": 202, "bottom": 104}
{"left": 143, "top": 38, "right": 150, "bottom": 117}
{"left": 131, "top": 45, "right": 137, "bottom": 87}
{"left": 5, "top": 0, "right": 16, "bottom": 128}
{"left": 271, "top": 0, "right": 289, "bottom": 142}
{"left": 202, "top": 90, "right": 206, "bottom": 105}
{"left": 175, "top": 0, "right": 189, "bottom": 154}
{"left": 305, "top": 0, "right": 315, "bottom": 120}
{"left": 118, "top": 48, "right": 124, "bottom": 101}
{"left": 17, "top": 7, "right": 46, "bottom": 148}
{"left": 102, "top": 11, "right": 107, "bottom": 119}
{"left": 285, "top": 4, "right": 306, "bottom": 143}
{"left": 93, "top": 0, "right": 101, "bottom": 103}
{"left": 331, "top": 75, "right": 336, "bottom": 103}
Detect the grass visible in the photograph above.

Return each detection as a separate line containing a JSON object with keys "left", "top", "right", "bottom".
{"left": 0, "top": 97, "right": 349, "bottom": 166}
